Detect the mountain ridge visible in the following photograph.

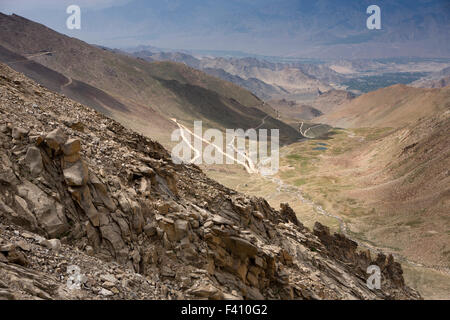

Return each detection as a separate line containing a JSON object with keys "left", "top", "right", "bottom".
{"left": 132, "top": 50, "right": 337, "bottom": 101}
{"left": 317, "top": 84, "right": 450, "bottom": 128}
{"left": 0, "top": 13, "right": 300, "bottom": 145}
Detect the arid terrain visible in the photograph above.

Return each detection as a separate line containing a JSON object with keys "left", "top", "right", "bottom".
{"left": 205, "top": 84, "right": 450, "bottom": 299}
{"left": 206, "top": 125, "right": 450, "bottom": 299}
{"left": 0, "top": 6, "right": 448, "bottom": 301}
{"left": 0, "top": 62, "right": 423, "bottom": 300}
{"left": 0, "top": 13, "right": 300, "bottom": 146}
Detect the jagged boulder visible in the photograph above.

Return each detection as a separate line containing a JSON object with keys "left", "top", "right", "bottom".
{"left": 62, "top": 138, "right": 81, "bottom": 156}
{"left": 44, "top": 128, "right": 67, "bottom": 152}
{"left": 17, "top": 180, "right": 69, "bottom": 238}
{"left": 0, "top": 243, "right": 28, "bottom": 266}
{"left": 25, "top": 146, "right": 43, "bottom": 176}
{"left": 64, "top": 160, "right": 89, "bottom": 186}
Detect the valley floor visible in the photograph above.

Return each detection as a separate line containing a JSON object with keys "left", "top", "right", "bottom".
{"left": 203, "top": 127, "right": 450, "bottom": 299}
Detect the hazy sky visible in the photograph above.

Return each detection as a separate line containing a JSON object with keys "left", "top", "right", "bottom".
{"left": 0, "top": 0, "right": 134, "bottom": 11}
{"left": 1, "top": 0, "right": 449, "bottom": 57}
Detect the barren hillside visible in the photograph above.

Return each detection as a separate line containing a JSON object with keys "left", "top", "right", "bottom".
{"left": 317, "top": 84, "right": 450, "bottom": 128}
{"left": 0, "top": 13, "right": 300, "bottom": 145}
{"left": 0, "top": 62, "right": 421, "bottom": 300}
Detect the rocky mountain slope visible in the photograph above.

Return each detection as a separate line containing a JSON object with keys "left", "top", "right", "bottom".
{"left": 356, "top": 108, "right": 450, "bottom": 266}
{"left": 0, "top": 44, "right": 131, "bottom": 118}
{"left": 251, "top": 105, "right": 450, "bottom": 298}
{"left": 0, "top": 63, "right": 421, "bottom": 300}
{"left": 316, "top": 105, "right": 450, "bottom": 266}
{"left": 0, "top": 13, "right": 300, "bottom": 145}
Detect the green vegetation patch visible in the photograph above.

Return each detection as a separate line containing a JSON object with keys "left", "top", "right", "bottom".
{"left": 343, "top": 72, "right": 428, "bottom": 93}
{"left": 294, "top": 178, "right": 307, "bottom": 186}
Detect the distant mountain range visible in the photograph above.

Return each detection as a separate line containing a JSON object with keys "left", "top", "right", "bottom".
{"left": 411, "top": 67, "right": 450, "bottom": 88}
{"left": 0, "top": 13, "right": 301, "bottom": 145}
{"left": 131, "top": 49, "right": 343, "bottom": 100}
{"left": 4, "top": 0, "right": 448, "bottom": 59}
{"left": 2, "top": 0, "right": 449, "bottom": 59}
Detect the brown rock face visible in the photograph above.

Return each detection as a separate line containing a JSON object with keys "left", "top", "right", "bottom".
{"left": 280, "top": 203, "right": 303, "bottom": 228}
{"left": 0, "top": 243, "right": 28, "bottom": 266}
{"left": 313, "top": 222, "right": 411, "bottom": 296}
{"left": 62, "top": 138, "right": 81, "bottom": 156}
{"left": 44, "top": 128, "right": 67, "bottom": 153}
{"left": 0, "top": 62, "right": 422, "bottom": 300}
{"left": 25, "top": 146, "right": 43, "bottom": 176}
{"left": 63, "top": 160, "right": 89, "bottom": 186}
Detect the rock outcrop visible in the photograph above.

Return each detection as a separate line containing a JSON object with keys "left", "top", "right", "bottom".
{"left": 0, "top": 63, "right": 421, "bottom": 300}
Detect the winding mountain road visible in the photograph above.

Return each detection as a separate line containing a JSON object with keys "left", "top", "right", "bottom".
{"left": 170, "top": 117, "right": 448, "bottom": 275}
{"left": 61, "top": 76, "right": 73, "bottom": 89}
{"left": 171, "top": 118, "right": 256, "bottom": 173}
{"left": 7, "top": 51, "right": 53, "bottom": 65}
{"left": 299, "top": 121, "right": 326, "bottom": 139}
